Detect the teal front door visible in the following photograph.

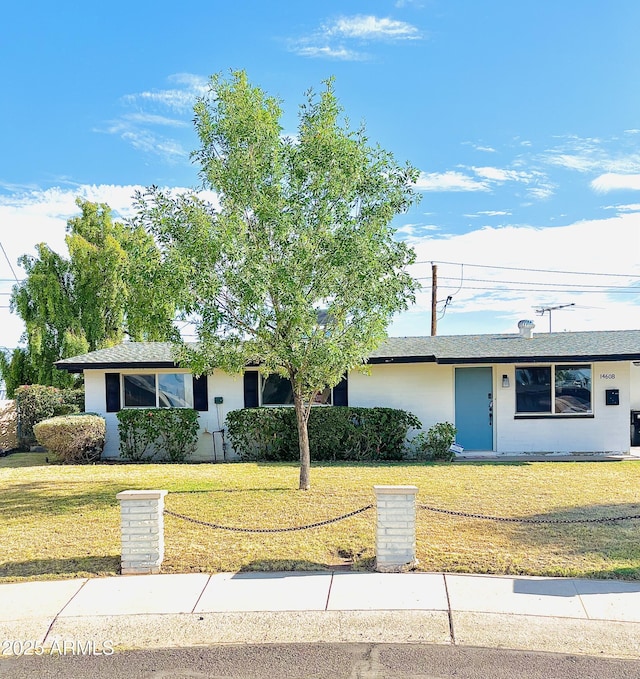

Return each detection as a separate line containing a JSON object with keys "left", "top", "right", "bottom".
{"left": 455, "top": 367, "right": 493, "bottom": 451}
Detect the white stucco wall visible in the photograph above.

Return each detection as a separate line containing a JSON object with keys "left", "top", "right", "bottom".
{"left": 85, "top": 369, "right": 246, "bottom": 461}
{"left": 495, "top": 362, "right": 631, "bottom": 454}
{"left": 348, "top": 363, "right": 454, "bottom": 434}
{"left": 351, "top": 360, "right": 633, "bottom": 455}
{"left": 84, "top": 357, "right": 635, "bottom": 460}
{"left": 195, "top": 370, "right": 245, "bottom": 462}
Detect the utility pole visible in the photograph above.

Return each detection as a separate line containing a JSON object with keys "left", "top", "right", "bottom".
{"left": 430, "top": 263, "right": 437, "bottom": 336}
{"left": 534, "top": 303, "right": 575, "bottom": 332}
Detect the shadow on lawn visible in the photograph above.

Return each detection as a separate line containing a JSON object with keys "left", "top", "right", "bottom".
{"left": 170, "top": 487, "right": 292, "bottom": 494}
{"left": 238, "top": 559, "right": 362, "bottom": 573}
{"left": 0, "top": 481, "right": 124, "bottom": 519}
{"left": 0, "top": 555, "right": 120, "bottom": 581}
{"left": 420, "top": 501, "right": 640, "bottom": 580}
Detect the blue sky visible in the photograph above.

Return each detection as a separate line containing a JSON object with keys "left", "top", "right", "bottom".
{"left": 1, "top": 0, "right": 639, "bottom": 349}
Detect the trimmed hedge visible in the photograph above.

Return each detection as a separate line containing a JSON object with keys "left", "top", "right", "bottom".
{"left": 34, "top": 414, "right": 105, "bottom": 464}
{"left": 15, "top": 385, "right": 85, "bottom": 448}
{"left": 116, "top": 408, "right": 200, "bottom": 462}
{"left": 225, "top": 406, "right": 421, "bottom": 462}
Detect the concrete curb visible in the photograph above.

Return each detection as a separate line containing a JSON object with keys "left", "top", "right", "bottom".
{"left": 3, "top": 572, "right": 640, "bottom": 659}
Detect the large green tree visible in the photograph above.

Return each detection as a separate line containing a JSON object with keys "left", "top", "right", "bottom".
{"left": 136, "top": 71, "right": 420, "bottom": 489}
{"left": 5, "top": 199, "right": 178, "bottom": 392}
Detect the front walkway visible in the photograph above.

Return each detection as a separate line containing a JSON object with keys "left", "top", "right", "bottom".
{"left": 456, "top": 447, "right": 640, "bottom": 461}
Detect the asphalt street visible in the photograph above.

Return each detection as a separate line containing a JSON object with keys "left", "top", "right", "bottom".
{"left": 3, "top": 643, "right": 640, "bottom": 679}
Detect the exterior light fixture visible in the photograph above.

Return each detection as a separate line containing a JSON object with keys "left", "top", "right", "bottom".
{"left": 502, "top": 374, "right": 510, "bottom": 388}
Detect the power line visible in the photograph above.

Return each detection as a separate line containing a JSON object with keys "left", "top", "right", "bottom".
{"left": 417, "top": 275, "right": 640, "bottom": 291}
{"left": 431, "top": 285, "right": 640, "bottom": 294}
{"left": 0, "top": 242, "right": 20, "bottom": 284}
{"left": 412, "top": 260, "right": 639, "bottom": 279}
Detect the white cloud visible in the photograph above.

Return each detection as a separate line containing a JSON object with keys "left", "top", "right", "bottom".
{"left": 542, "top": 136, "right": 640, "bottom": 174}
{"left": 396, "top": 223, "right": 440, "bottom": 237}
{"left": 293, "top": 45, "right": 367, "bottom": 61}
{"left": 99, "top": 122, "right": 188, "bottom": 162}
{"left": 123, "top": 130, "right": 188, "bottom": 161}
{"left": 102, "top": 73, "right": 207, "bottom": 161}
{"left": 396, "top": 212, "right": 640, "bottom": 334}
{"left": 472, "top": 166, "right": 532, "bottom": 183}
{"left": 414, "top": 171, "right": 489, "bottom": 192}
{"left": 122, "top": 73, "right": 208, "bottom": 113}
{"left": 603, "top": 203, "right": 640, "bottom": 212}
{"left": 591, "top": 173, "right": 640, "bottom": 193}
{"left": 527, "top": 185, "right": 554, "bottom": 200}
{"left": 545, "top": 153, "right": 600, "bottom": 172}
{"left": 477, "top": 210, "right": 511, "bottom": 217}
{"left": 289, "top": 14, "right": 421, "bottom": 60}
{"left": 327, "top": 15, "right": 421, "bottom": 40}
{"left": 122, "top": 113, "right": 189, "bottom": 128}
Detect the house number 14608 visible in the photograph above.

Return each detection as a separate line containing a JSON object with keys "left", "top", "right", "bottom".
{"left": 600, "top": 373, "right": 616, "bottom": 379}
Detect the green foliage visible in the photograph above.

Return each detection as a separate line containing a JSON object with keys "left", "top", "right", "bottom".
{"left": 116, "top": 408, "right": 200, "bottom": 462}
{"left": 135, "top": 70, "right": 421, "bottom": 488}
{"left": 33, "top": 414, "right": 105, "bottom": 464}
{"left": 412, "top": 422, "right": 458, "bottom": 462}
{"left": 9, "top": 198, "right": 179, "bottom": 389}
{"left": 14, "top": 384, "right": 84, "bottom": 447}
{"left": 0, "top": 348, "right": 36, "bottom": 398}
{"left": 225, "top": 407, "right": 421, "bottom": 462}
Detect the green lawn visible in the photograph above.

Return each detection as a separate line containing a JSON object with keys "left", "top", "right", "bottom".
{"left": 1, "top": 452, "right": 640, "bottom": 582}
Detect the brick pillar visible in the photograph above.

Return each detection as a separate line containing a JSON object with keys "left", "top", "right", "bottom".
{"left": 116, "top": 490, "right": 167, "bottom": 575}
{"left": 374, "top": 485, "right": 418, "bottom": 573}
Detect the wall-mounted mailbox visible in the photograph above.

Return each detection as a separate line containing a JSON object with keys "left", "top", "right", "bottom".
{"left": 605, "top": 389, "right": 619, "bottom": 406}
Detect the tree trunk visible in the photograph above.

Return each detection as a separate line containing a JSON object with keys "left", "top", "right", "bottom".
{"left": 294, "top": 391, "right": 311, "bottom": 490}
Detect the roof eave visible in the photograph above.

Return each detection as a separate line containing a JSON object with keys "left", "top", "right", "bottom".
{"left": 55, "top": 360, "right": 179, "bottom": 374}
{"left": 435, "top": 353, "right": 640, "bottom": 364}
{"left": 368, "top": 355, "right": 437, "bottom": 364}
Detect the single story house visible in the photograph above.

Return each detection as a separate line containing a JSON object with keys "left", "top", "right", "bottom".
{"left": 55, "top": 324, "right": 640, "bottom": 461}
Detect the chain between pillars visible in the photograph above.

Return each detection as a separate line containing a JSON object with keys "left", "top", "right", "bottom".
{"left": 163, "top": 505, "right": 374, "bottom": 533}
{"left": 117, "top": 488, "right": 640, "bottom": 576}
{"left": 418, "top": 504, "right": 640, "bottom": 524}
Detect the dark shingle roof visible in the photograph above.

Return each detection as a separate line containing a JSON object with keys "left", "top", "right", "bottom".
{"left": 55, "top": 342, "right": 180, "bottom": 373}
{"left": 55, "top": 330, "right": 640, "bottom": 372}
{"left": 368, "top": 330, "right": 640, "bottom": 364}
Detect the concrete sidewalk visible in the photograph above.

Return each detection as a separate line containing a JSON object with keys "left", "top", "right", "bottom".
{"left": 2, "top": 572, "right": 640, "bottom": 659}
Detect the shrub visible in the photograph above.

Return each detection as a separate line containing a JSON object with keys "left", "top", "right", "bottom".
{"left": 34, "top": 414, "right": 105, "bottom": 464}
{"left": 116, "top": 408, "right": 200, "bottom": 462}
{"left": 0, "top": 400, "right": 18, "bottom": 453}
{"left": 225, "top": 407, "right": 421, "bottom": 462}
{"left": 412, "top": 422, "right": 458, "bottom": 461}
{"left": 15, "top": 385, "right": 84, "bottom": 448}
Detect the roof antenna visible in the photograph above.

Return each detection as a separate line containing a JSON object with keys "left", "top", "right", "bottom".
{"left": 534, "top": 303, "right": 575, "bottom": 333}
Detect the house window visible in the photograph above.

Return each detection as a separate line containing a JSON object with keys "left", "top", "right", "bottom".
{"left": 515, "top": 365, "right": 591, "bottom": 415}
{"left": 123, "top": 373, "right": 193, "bottom": 408}
{"left": 260, "top": 374, "right": 332, "bottom": 406}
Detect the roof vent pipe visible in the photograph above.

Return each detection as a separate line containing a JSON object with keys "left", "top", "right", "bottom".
{"left": 517, "top": 319, "right": 535, "bottom": 339}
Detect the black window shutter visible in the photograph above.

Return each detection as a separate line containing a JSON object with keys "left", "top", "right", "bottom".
{"left": 105, "top": 373, "right": 121, "bottom": 412}
{"left": 193, "top": 374, "right": 209, "bottom": 411}
{"left": 243, "top": 371, "right": 259, "bottom": 408}
{"left": 333, "top": 374, "right": 348, "bottom": 406}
